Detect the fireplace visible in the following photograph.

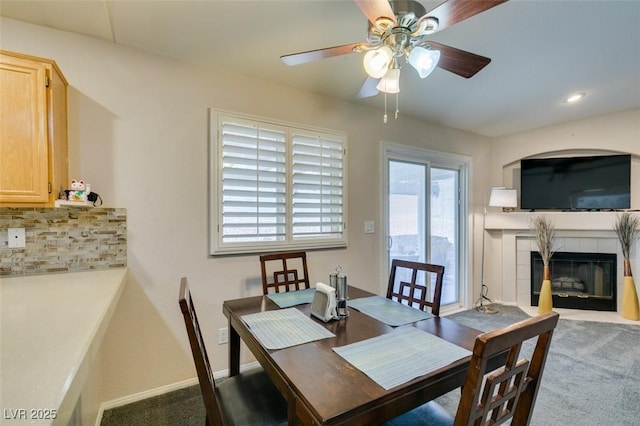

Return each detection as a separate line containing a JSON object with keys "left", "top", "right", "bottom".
{"left": 531, "top": 251, "right": 617, "bottom": 311}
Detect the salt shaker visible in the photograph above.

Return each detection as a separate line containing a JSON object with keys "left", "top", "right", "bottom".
{"left": 329, "top": 265, "right": 342, "bottom": 291}
{"left": 329, "top": 271, "right": 338, "bottom": 291}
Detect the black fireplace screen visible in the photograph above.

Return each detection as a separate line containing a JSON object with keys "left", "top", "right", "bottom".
{"left": 531, "top": 251, "right": 616, "bottom": 311}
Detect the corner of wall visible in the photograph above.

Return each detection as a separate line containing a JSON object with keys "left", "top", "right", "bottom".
{"left": 99, "top": 273, "right": 194, "bottom": 402}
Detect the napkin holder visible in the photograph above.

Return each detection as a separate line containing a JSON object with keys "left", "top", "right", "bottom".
{"left": 310, "top": 282, "right": 337, "bottom": 322}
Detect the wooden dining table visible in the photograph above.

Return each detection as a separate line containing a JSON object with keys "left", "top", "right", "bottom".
{"left": 222, "top": 286, "right": 490, "bottom": 425}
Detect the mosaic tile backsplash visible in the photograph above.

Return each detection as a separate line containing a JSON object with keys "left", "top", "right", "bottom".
{"left": 0, "top": 207, "right": 126, "bottom": 276}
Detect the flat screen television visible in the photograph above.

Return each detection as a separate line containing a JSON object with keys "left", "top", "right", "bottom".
{"left": 520, "top": 154, "right": 631, "bottom": 210}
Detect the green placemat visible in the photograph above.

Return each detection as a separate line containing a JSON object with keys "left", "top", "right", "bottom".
{"left": 333, "top": 326, "right": 471, "bottom": 390}
{"left": 348, "top": 295, "right": 432, "bottom": 326}
{"left": 267, "top": 288, "right": 316, "bottom": 308}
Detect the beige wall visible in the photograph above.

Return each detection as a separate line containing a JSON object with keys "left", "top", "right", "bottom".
{"left": 492, "top": 108, "right": 640, "bottom": 168}
{"left": 0, "top": 17, "right": 492, "bottom": 405}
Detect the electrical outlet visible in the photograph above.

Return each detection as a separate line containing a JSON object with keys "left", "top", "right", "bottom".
{"left": 218, "top": 327, "right": 228, "bottom": 345}
{"left": 8, "top": 228, "right": 26, "bottom": 248}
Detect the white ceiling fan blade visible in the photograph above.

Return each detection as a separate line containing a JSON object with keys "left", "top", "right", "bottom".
{"left": 357, "top": 77, "right": 380, "bottom": 98}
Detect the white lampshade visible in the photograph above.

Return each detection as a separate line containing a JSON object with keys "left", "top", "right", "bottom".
{"left": 376, "top": 68, "right": 400, "bottom": 93}
{"left": 488, "top": 187, "right": 518, "bottom": 208}
{"left": 408, "top": 46, "right": 440, "bottom": 79}
{"left": 363, "top": 46, "right": 393, "bottom": 79}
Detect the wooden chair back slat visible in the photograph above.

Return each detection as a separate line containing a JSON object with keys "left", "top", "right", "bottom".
{"left": 387, "top": 259, "right": 445, "bottom": 316}
{"left": 260, "top": 251, "right": 310, "bottom": 294}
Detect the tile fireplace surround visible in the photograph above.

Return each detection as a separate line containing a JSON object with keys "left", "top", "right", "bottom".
{"left": 484, "top": 211, "right": 640, "bottom": 324}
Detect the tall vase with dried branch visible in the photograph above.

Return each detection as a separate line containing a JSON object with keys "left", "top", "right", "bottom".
{"left": 531, "top": 216, "right": 556, "bottom": 314}
{"left": 613, "top": 212, "right": 640, "bottom": 321}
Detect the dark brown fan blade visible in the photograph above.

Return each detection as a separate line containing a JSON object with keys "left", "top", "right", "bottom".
{"left": 426, "top": 0, "right": 508, "bottom": 33}
{"left": 357, "top": 77, "right": 380, "bottom": 98}
{"left": 355, "top": 0, "right": 397, "bottom": 25}
{"left": 427, "top": 41, "right": 491, "bottom": 78}
{"left": 281, "top": 43, "right": 364, "bottom": 66}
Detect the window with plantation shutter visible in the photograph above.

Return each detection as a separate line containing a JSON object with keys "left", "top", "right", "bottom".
{"left": 210, "top": 111, "right": 347, "bottom": 255}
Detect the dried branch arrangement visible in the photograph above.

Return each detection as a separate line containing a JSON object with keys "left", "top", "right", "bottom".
{"left": 530, "top": 216, "right": 556, "bottom": 265}
{"left": 613, "top": 212, "right": 640, "bottom": 261}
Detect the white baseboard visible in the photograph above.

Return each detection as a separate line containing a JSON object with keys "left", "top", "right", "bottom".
{"left": 95, "top": 362, "right": 260, "bottom": 426}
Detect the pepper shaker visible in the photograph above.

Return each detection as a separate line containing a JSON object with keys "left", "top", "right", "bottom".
{"left": 336, "top": 273, "right": 349, "bottom": 317}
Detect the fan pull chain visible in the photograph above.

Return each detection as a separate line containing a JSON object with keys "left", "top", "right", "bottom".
{"left": 395, "top": 93, "right": 399, "bottom": 120}
{"left": 383, "top": 92, "right": 388, "bottom": 123}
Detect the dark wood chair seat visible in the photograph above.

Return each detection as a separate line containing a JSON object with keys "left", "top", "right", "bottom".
{"left": 384, "top": 311, "right": 560, "bottom": 426}
{"left": 213, "top": 369, "right": 288, "bottom": 425}
{"left": 260, "top": 251, "right": 310, "bottom": 294}
{"left": 178, "top": 277, "right": 288, "bottom": 425}
{"left": 387, "top": 259, "right": 445, "bottom": 316}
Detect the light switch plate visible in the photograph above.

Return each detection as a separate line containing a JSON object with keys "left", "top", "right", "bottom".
{"left": 8, "top": 228, "right": 26, "bottom": 248}
{"left": 364, "top": 220, "right": 375, "bottom": 234}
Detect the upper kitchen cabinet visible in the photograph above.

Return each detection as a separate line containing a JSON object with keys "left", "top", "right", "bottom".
{"left": 0, "top": 50, "right": 68, "bottom": 206}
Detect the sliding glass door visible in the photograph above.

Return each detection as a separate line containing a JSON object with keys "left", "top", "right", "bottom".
{"left": 384, "top": 145, "right": 468, "bottom": 307}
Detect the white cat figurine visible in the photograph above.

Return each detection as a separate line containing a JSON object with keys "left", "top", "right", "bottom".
{"left": 69, "top": 179, "right": 87, "bottom": 201}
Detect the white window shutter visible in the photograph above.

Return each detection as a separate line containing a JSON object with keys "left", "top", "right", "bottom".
{"left": 220, "top": 120, "right": 287, "bottom": 243}
{"left": 292, "top": 131, "right": 344, "bottom": 240}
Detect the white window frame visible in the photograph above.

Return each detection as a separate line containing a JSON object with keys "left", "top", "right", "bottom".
{"left": 209, "top": 109, "right": 348, "bottom": 256}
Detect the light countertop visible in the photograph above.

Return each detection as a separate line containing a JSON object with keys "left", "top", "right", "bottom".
{"left": 1, "top": 268, "right": 127, "bottom": 425}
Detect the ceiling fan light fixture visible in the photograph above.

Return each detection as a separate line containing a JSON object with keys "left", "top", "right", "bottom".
{"left": 408, "top": 46, "right": 440, "bottom": 78}
{"left": 373, "top": 16, "right": 395, "bottom": 32}
{"left": 376, "top": 68, "right": 400, "bottom": 94}
{"left": 412, "top": 16, "right": 439, "bottom": 36}
{"left": 363, "top": 46, "right": 393, "bottom": 78}
{"left": 423, "top": 17, "right": 439, "bottom": 34}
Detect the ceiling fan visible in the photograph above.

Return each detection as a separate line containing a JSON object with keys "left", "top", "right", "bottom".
{"left": 281, "top": 0, "right": 509, "bottom": 101}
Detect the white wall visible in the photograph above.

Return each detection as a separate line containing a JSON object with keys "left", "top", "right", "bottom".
{"left": 0, "top": 17, "right": 493, "bottom": 404}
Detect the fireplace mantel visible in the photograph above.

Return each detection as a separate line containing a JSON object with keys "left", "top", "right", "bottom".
{"left": 485, "top": 211, "right": 636, "bottom": 232}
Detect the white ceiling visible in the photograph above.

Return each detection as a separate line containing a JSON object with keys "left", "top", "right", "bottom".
{"left": 1, "top": 0, "right": 639, "bottom": 137}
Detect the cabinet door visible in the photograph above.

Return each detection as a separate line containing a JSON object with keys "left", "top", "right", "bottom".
{"left": 0, "top": 54, "right": 50, "bottom": 203}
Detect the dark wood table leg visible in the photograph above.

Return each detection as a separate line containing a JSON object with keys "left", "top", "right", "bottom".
{"left": 228, "top": 322, "right": 240, "bottom": 376}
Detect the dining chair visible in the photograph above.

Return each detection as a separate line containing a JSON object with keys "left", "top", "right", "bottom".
{"left": 384, "top": 311, "right": 560, "bottom": 426}
{"left": 178, "top": 277, "right": 288, "bottom": 426}
{"left": 386, "top": 259, "right": 445, "bottom": 316}
{"left": 259, "top": 251, "right": 310, "bottom": 294}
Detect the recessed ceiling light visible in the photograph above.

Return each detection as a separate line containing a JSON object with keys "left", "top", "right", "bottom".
{"left": 565, "top": 92, "right": 586, "bottom": 103}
